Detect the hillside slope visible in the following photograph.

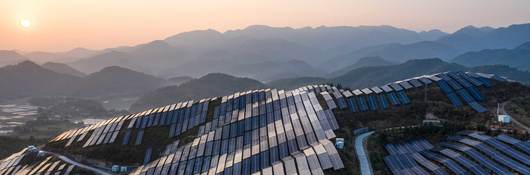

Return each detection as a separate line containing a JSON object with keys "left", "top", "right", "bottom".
{"left": 130, "top": 73, "right": 266, "bottom": 111}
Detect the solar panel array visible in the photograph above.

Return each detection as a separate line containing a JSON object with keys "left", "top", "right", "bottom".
{"left": 0, "top": 149, "right": 78, "bottom": 175}
{"left": 434, "top": 72, "right": 489, "bottom": 112}
{"left": 133, "top": 89, "right": 344, "bottom": 175}
{"left": 2, "top": 71, "right": 501, "bottom": 175}
{"left": 384, "top": 132, "right": 530, "bottom": 175}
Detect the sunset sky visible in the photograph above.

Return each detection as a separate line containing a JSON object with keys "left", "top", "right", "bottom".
{"left": 1, "top": 0, "right": 530, "bottom": 52}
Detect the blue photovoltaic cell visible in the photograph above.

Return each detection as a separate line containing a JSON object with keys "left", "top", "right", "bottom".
{"left": 387, "top": 92, "right": 400, "bottom": 106}
{"left": 357, "top": 96, "right": 369, "bottom": 112}
{"left": 446, "top": 79, "right": 463, "bottom": 90}
{"left": 122, "top": 129, "right": 132, "bottom": 145}
{"left": 378, "top": 94, "right": 389, "bottom": 109}
{"left": 456, "top": 89, "right": 474, "bottom": 103}
{"left": 347, "top": 97, "right": 358, "bottom": 112}
{"left": 397, "top": 91, "right": 410, "bottom": 104}
{"left": 135, "top": 130, "right": 144, "bottom": 145}
{"left": 469, "top": 102, "right": 488, "bottom": 113}
{"left": 477, "top": 77, "right": 492, "bottom": 87}
{"left": 461, "top": 73, "right": 483, "bottom": 86}
{"left": 367, "top": 96, "right": 378, "bottom": 111}
{"left": 446, "top": 93, "right": 463, "bottom": 107}
{"left": 144, "top": 147, "right": 152, "bottom": 165}
{"left": 455, "top": 78, "right": 473, "bottom": 88}
{"left": 467, "top": 86, "right": 484, "bottom": 101}
{"left": 437, "top": 80, "right": 453, "bottom": 93}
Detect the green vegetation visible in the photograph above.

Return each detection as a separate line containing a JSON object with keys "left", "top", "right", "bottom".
{"left": 0, "top": 136, "right": 46, "bottom": 159}
{"left": 13, "top": 117, "right": 83, "bottom": 139}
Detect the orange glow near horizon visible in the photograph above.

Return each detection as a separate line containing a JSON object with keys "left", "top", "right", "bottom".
{"left": 1, "top": 0, "right": 530, "bottom": 52}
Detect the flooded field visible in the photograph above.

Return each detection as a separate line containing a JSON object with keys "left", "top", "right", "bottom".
{"left": 0, "top": 104, "right": 38, "bottom": 135}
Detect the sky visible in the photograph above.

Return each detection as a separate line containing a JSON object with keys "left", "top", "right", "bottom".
{"left": 1, "top": 0, "right": 530, "bottom": 52}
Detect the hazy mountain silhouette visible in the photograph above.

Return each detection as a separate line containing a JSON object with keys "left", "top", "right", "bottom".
{"left": 23, "top": 48, "right": 100, "bottom": 63}
{"left": 328, "top": 56, "right": 395, "bottom": 77}
{"left": 0, "top": 61, "right": 165, "bottom": 100}
{"left": 18, "top": 23, "right": 527, "bottom": 81}
{"left": 437, "top": 24, "right": 530, "bottom": 51}
{"left": 42, "top": 62, "right": 86, "bottom": 77}
{"left": 73, "top": 66, "right": 165, "bottom": 97}
{"left": 0, "top": 50, "right": 27, "bottom": 67}
{"left": 167, "top": 76, "right": 194, "bottom": 86}
{"left": 327, "top": 41, "right": 459, "bottom": 71}
{"left": 68, "top": 25, "right": 447, "bottom": 78}
{"left": 0, "top": 61, "right": 81, "bottom": 99}
{"left": 332, "top": 58, "right": 530, "bottom": 88}
{"left": 453, "top": 41, "right": 530, "bottom": 71}
{"left": 130, "top": 73, "right": 266, "bottom": 111}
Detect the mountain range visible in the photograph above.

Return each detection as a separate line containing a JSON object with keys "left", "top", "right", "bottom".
{"left": 453, "top": 41, "right": 530, "bottom": 71}
{"left": 0, "top": 61, "right": 165, "bottom": 100}
{"left": 3, "top": 24, "right": 528, "bottom": 81}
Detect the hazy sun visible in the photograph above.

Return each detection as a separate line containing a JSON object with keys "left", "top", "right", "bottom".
{"left": 20, "top": 19, "right": 31, "bottom": 28}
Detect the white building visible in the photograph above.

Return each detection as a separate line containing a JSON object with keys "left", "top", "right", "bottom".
{"left": 498, "top": 114, "right": 511, "bottom": 124}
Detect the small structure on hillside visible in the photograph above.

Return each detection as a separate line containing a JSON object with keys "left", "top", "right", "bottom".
{"left": 335, "top": 138, "right": 345, "bottom": 149}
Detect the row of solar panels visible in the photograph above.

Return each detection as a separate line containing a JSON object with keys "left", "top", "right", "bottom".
{"left": 384, "top": 133, "right": 530, "bottom": 175}
{"left": 0, "top": 151, "right": 77, "bottom": 175}
{"left": 435, "top": 72, "right": 491, "bottom": 112}
{"left": 134, "top": 90, "right": 344, "bottom": 175}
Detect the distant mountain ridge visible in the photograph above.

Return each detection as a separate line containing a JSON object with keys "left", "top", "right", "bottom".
{"left": 66, "top": 25, "right": 450, "bottom": 78}
{"left": 10, "top": 23, "right": 530, "bottom": 81}
{"left": 41, "top": 62, "right": 86, "bottom": 77}
{"left": 328, "top": 56, "right": 394, "bottom": 77}
{"left": 0, "top": 50, "right": 27, "bottom": 67}
{"left": 0, "top": 61, "right": 165, "bottom": 100}
{"left": 130, "top": 73, "right": 266, "bottom": 111}
{"left": 452, "top": 41, "right": 530, "bottom": 71}
{"left": 331, "top": 58, "right": 530, "bottom": 88}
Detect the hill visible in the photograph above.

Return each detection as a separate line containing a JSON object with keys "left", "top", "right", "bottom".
{"left": 166, "top": 76, "right": 194, "bottom": 86}
{"left": 332, "top": 58, "right": 466, "bottom": 88}
{"left": 328, "top": 56, "right": 394, "bottom": 77}
{"left": 0, "top": 62, "right": 165, "bottom": 100}
{"left": 327, "top": 41, "right": 459, "bottom": 71}
{"left": 73, "top": 66, "right": 165, "bottom": 97}
{"left": 437, "top": 24, "right": 530, "bottom": 52}
{"left": 0, "top": 61, "right": 81, "bottom": 99}
{"left": 332, "top": 58, "right": 530, "bottom": 88}
{"left": 41, "top": 62, "right": 86, "bottom": 77}
{"left": 130, "top": 73, "right": 266, "bottom": 111}
{"left": 267, "top": 77, "right": 328, "bottom": 90}
{"left": 452, "top": 41, "right": 530, "bottom": 71}
{"left": 70, "top": 25, "right": 445, "bottom": 78}
{"left": 0, "top": 50, "right": 26, "bottom": 67}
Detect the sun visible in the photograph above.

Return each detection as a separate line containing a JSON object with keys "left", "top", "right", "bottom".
{"left": 20, "top": 19, "right": 31, "bottom": 28}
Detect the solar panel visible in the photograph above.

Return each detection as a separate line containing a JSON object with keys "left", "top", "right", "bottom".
{"left": 347, "top": 97, "right": 358, "bottom": 112}
{"left": 468, "top": 102, "right": 488, "bottom": 113}
{"left": 386, "top": 92, "right": 400, "bottom": 106}
{"left": 467, "top": 86, "right": 484, "bottom": 101}
{"left": 398, "top": 81, "right": 413, "bottom": 89}
{"left": 370, "top": 87, "right": 383, "bottom": 94}
{"left": 366, "top": 95, "right": 378, "bottom": 111}
{"left": 389, "top": 83, "right": 403, "bottom": 91}
{"left": 378, "top": 94, "right": 389, "bottom": 109}
{"left": 446, "top": 93, "right": 463, "bottom": 107}
{"left": 380, "top": 85, "right": 393, "bottom": 93}
{"left": 408, "top": 79, "right": 423, "bottom": 88}
{"left": 361, "top": 88, "right": 373, "bottom": 95}
{"left": 304, "top": 147, "right": 324, "bottom": 175}
{"left": 396, "top": 91, "right": 410, "bottom": 104}
{"left": 418, "top": 77, "right": 433, "bottom": 85}
{"left": 356, "top": 96, "right": 369, "bottom": 112}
